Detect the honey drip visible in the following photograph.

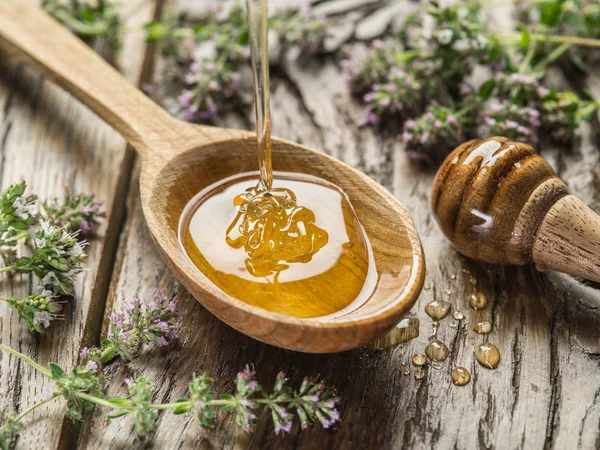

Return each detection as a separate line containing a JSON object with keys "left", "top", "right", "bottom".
{"left": 475, "top": 343, "right": 501, "bottom": 369}
{"left": 368, "top": 317, "right": 420, "bottom": 350}
{"left": 226, "top": 187, "right": 328, "bottom": 278}
{"left": 451, "top": 367, "right": 471, "bottom": 386}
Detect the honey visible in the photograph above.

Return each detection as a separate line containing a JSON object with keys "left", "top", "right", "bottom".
{"left": 180, "top": 172, "right": 377, "bottom": 318}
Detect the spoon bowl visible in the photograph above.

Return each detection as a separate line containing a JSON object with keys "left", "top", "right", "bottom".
{"left": 0, "top": 2, "right": 425, "bottom": 352}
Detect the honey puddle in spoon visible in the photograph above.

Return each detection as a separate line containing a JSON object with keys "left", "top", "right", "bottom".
{"left": 178, "top": 0, "right": 381, "bottom": 318}
{"left": 179, "top": 172, "right": 378, "bottom": 318}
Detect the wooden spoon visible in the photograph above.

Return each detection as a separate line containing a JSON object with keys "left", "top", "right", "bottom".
{"left": 0, "top": 2, "right": 425, "bottom": 353}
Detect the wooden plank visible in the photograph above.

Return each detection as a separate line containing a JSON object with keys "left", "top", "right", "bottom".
{"left": 20, "top": 0, "right": 600, "bottom": 449}
{"left": 0, "top": 1, "right": 156, "bottom": 449}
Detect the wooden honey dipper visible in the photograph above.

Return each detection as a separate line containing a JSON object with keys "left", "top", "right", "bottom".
{"left": 431, "top": 136, "right": 600, "bottom": 282}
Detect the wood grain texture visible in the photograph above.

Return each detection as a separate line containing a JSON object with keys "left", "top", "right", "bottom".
{"left": 0, "top": 0, "right": 154, "bottom": 448}
{"left": 4, "top": 0, "right": 600, "bottom": 448}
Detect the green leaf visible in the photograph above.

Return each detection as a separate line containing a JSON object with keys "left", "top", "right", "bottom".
{"left": 519, "top": 25, "right": 530, "bottom": 48}
{"left": 236, "top": 29, "right": 249, "bottom": 45}
{"left": 49, "top": 362, "right": 65, "bottom": 379}
{"left": 107, "top": 398, "right": 130, "bottom": 407}
{"left": 0, "top": 434, "right": 8, "bottom": 450}
{"left": 101, "top": 339, "right": 113, "bottom": 347}
{"left": 478, "top": 79, "right": 496, "bottom": 101}
{"left": 192, "top": 24, "right": 210, "bottom": 40}
{"left": 173, "top": 403, "right": 192, "bottom": 415}
{"left": 540, "top": 1, "right": 564, "bottom": 27}
{"left": 107, "top": 411, "right": 129, "bottom": 419}
{"left": 143, "top": 22, "right": 167, "bottom": 42}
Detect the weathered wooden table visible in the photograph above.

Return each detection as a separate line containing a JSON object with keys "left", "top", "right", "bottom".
{"left": 2, "top": 0, "right": 600, "bottom": 448}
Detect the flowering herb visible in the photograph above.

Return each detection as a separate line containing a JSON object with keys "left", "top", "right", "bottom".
{"left": 5, "top": 220, "right": 87, "bottom": 295}
{"left": 42, "top": 0, "right": 121, "bottom": 51}
{"left": 0, "top": 319, "right": 340, "bottom": 442}
{"left": 0, "top": 290, "right": 63, "bottom": 332}
{"left": 101, "top": 292, "right": 182, "bottom": 363}
{"left": 341, "top": 0, "right": 600, "bottom": 163}
{"left": 401, "top": 0, "right": 488, "bottom": 90}
{"left": 43, "top": 190, "right": 106, "bottom": 235}
{"left": 0, "top": 181, "right": 105, "bottom": 331}
{"left": 401, "top": 103, "right": 472, "bottom": 164}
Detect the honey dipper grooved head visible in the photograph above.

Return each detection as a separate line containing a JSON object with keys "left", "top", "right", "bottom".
{"left": 432, "top": 137, "right": 600, "bottom": 283}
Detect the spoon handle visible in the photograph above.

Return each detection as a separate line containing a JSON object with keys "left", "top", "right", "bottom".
{"left": 0, "top": 1, "right": 183, "bottom": 155}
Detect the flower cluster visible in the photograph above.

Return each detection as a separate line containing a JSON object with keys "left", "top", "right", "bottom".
{"left": 401, "top": 104, "right": 469, "bottom": 163}
{"left": 340, "top": 40, "right": 415, "bottom": 94}
{"left": 42, "top": 0, "right": 121, "bottom": 51}
{"left": 0, "top": 182, "right": 38, "bottom": 264}
{"left": 480, "top": 100, "right": 541, "bottom": 145}
{"left": 178, "top": 61, "right": 242, "bottom": 122}
{"left": 48, "top": 360, "right": 103, "bottom": 421}
{"left": 271, "top": 4, "right": 327, "bottom": 54}
{"left": 125, "top": 377, "right": 158, "bottom": 436}
{"left": 3, "top": 290, "right": 63, "bottom": 332}
{"left": 102, "top": 292, "right": 181, "bottom": 362}
{"left": 402, "top": 0, "right": 487, "bottom": 86}
{"left": 10, "top": 220, "right": 87, "bottom": 295}
{"left": 0, "top": 182, "right": 105, "bottom": 332}
{"left": 43, "top": 190, "right": 106, "bottom": 235}
{"left": 361, "top": 67, "right": 422, "bottom": 125}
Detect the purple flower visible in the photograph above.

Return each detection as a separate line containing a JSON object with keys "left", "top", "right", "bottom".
{"left": 157, "top": 336, "right": 168, "bottom": 347}
{"left": 405, "top": 119, "right": 417, "bottom": 129}
{"left": 79, "top": 220, "right": 93, "bottom": 235}
{"left": 86, "top": 360, "right": 98, "bottom": 370}
{"left": 484, "top": 116, "right": 496, "bottom": 126}
{"left": 80, "top": 347, "right": 90, "bottom": 359}
{"left": 178, "top": 90, "right": 194, "bottom": 108}
{"left": 124, "top": 377, "right": 134, "bottom": 388}
{"left": 274, "top": 420, "right": 293, "bottom": 435}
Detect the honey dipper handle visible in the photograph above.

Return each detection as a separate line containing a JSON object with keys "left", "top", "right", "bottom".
{"left": 0, "top": 1, "right": 183, "bottom": 154}
{"left": 533, "top": 195, "right": 600, "bottom": 283}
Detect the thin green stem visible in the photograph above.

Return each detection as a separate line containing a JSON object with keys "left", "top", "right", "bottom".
{"left": 519, "top": 41, "right": 537, "bottom": 73}
{"left": 495, "top": 32, "right": 600, "bottom": 48}
{"left": 0, "top": 344, "right": 52, "bottom": 377}
{"left": 54, "top": 10, "right": 110, "bottom": 36}
{"left": 12, "top": 396, "right": 59, "bottom": 424}
{"left": 0, "top": 266, "right": 16, "bottom": 274}
{"left": 534, "top": 43, "right": 571, "bottom": 70}
{"left": 75, "top": 392, "right": 116, "bottom": 409}
{"left": 2, "top": 230, "right": 30, "bottom": 244}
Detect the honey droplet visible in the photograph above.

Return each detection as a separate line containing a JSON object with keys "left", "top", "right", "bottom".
{"left": 475, "top": 343, "right": 500, "bottom": 369}
{"left": 469, "top": 275, "right": 477, "bottom": 286}
{"left": 425, "top": 300, "right": 451, "bottom": 321}
{"left": 452, "top": 310, "right": 464, "bottom": 320}
{"left": 412, "top": 353, "right": 427, "bottom": 366}
{"left": 468, "top": 292, "right": 487, "bottom": 310}
{"left": 414, "top": 369, "right": 425, "bottom": 380}
{"left": 425, "top": 339, "right": 449, "bottom": 362}
{"left": 451, "top": 367, "right": 471, "bottom": 386}
{"left": 445, "top": 289, "right": 452, "bottom": 296}
{"left": 473, "top": 320, "right": 492, "bottom": 334}
{"left": 368, "top": 317, "right": 420, "bottom": 350}
{"left": 462, "top": 269, "right": 471, "bottom": 274}
{"left": 403, "top": 368, "right": 410, "bottom": 376}
{"left": 450, "top": 274, "right": 457, "bottom": 280}
{"left": 424, "top": 282, "right": 431, "bottom": 290}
